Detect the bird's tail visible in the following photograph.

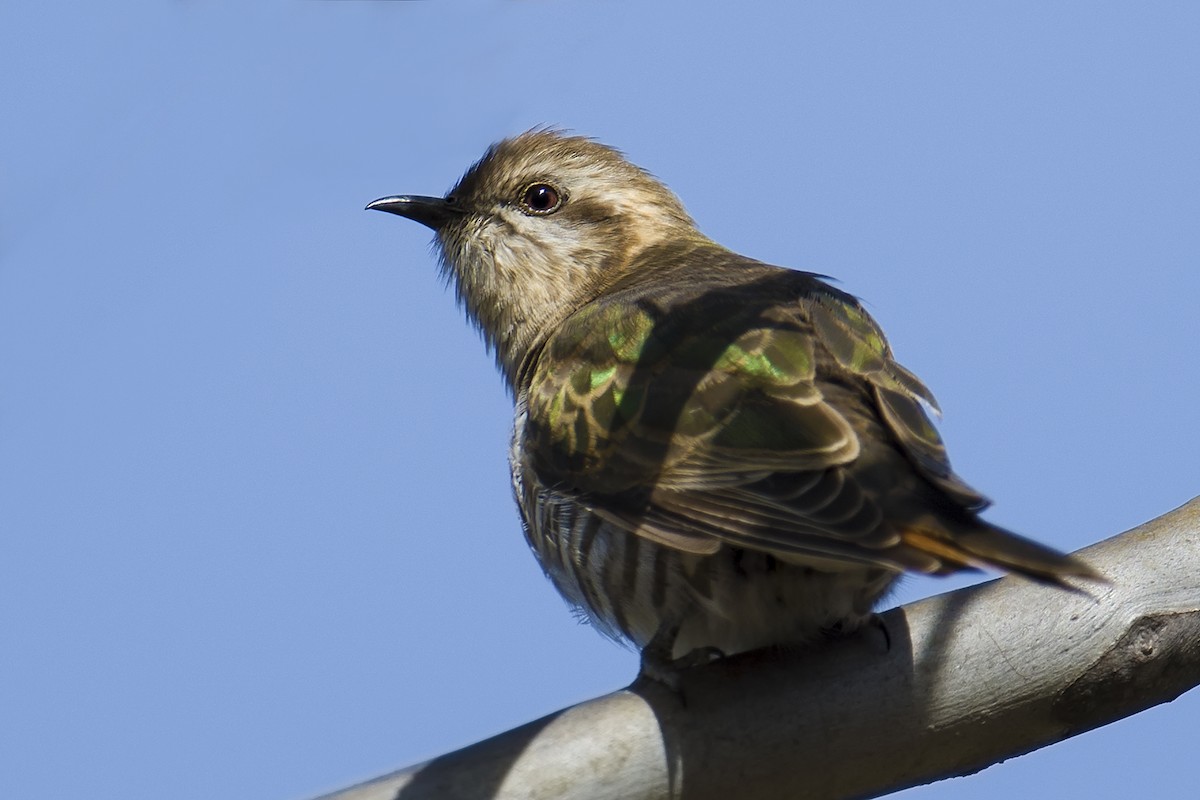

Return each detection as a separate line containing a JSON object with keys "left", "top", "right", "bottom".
{"left": 900, "top": 518, "right": 1106, "bottom": 586}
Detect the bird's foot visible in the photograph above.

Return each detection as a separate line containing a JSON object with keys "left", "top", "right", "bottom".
{"left": 822, "top": 612, "right": 891, "bottom": 651}
{"left": 636, "top": 645, "right": 727, "bottom": 692}
{"left": 865, "top": 612, "right": 892, "bottom": 650}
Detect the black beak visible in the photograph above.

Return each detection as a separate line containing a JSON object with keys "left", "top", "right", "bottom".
{"left": 365, "top": 195, "right": 460, "bottom": 230}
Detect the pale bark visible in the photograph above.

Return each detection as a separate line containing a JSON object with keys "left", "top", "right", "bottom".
{"left": 313, "top": 498, "right": 1200, "bottom": 800}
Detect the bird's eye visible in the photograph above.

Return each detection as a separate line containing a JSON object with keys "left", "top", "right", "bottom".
{"left": 518, "top": 183, "right": 564, "bottom": 215}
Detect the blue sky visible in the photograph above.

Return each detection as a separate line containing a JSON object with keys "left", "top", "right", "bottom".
{"left": 2, "top": 2, "right": 1197, "bottom": 799}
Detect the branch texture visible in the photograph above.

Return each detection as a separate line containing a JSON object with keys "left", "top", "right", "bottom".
{"left": 314, "top": 498, "right": 1200, "bottom": 800}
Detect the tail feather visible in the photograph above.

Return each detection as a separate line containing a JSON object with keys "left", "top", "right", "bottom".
{"left": 900, "top": 519, "right": 1106, "bottom": 585}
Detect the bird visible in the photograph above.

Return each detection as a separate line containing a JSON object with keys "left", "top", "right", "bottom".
{"left": 367, "top": 129, "right": 1099, "bottom": 679}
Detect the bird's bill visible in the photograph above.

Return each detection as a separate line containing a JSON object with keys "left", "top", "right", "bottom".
{"left": 365, "top": 195, "right": 459, "bottom": 230}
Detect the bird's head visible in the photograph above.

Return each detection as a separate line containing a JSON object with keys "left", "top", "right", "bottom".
{"left": 368, "top": 129, "right": 701, "bottom": 384}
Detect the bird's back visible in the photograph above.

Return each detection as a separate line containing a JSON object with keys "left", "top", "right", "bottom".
{"left": 511, "top": 243, "right": 1093, "bottom": 662}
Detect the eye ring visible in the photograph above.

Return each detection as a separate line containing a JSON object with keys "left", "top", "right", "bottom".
{"left": 518, "top": 182, "right": 565, "bottom": 215}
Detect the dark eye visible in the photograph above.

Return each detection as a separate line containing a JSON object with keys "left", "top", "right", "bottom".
{"left": 519, "top": 183, "right": 564, "bottom": 215}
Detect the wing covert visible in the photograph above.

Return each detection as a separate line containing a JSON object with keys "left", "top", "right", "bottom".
{"left": 519, "top": 266, "right": 990, "bottom": 568}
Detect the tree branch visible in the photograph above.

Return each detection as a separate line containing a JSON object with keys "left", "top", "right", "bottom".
{"left": 313, "top": 498, "right": 1200, "bottom": 800}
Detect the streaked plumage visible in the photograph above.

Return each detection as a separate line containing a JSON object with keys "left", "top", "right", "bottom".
{"left": 369, "top": 130, "right": 1098, "bottom": 672}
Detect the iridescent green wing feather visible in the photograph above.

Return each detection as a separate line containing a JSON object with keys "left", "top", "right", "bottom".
{"left": 523, "top": 285, "right": 888, "bottom": 560}
{"left": 530, "top": 298, "right": 860, "bottom": 466}
{"left": 806, "top": 289, "right": 989, "bottom": 510}
{"left": 523, "top": 259, "right": 1083, "bottom": 579}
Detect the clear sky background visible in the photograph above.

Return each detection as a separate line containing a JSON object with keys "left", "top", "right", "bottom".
{"left": 3, "top": 2, "right": 1198, "bottom": 799}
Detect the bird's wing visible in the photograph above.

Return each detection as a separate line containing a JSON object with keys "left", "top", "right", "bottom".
{"left": 521, "top": 268, "right": 995, "bottom": 571}
{"left": 803, "top": 284, "right": 990, "bottom": 511}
